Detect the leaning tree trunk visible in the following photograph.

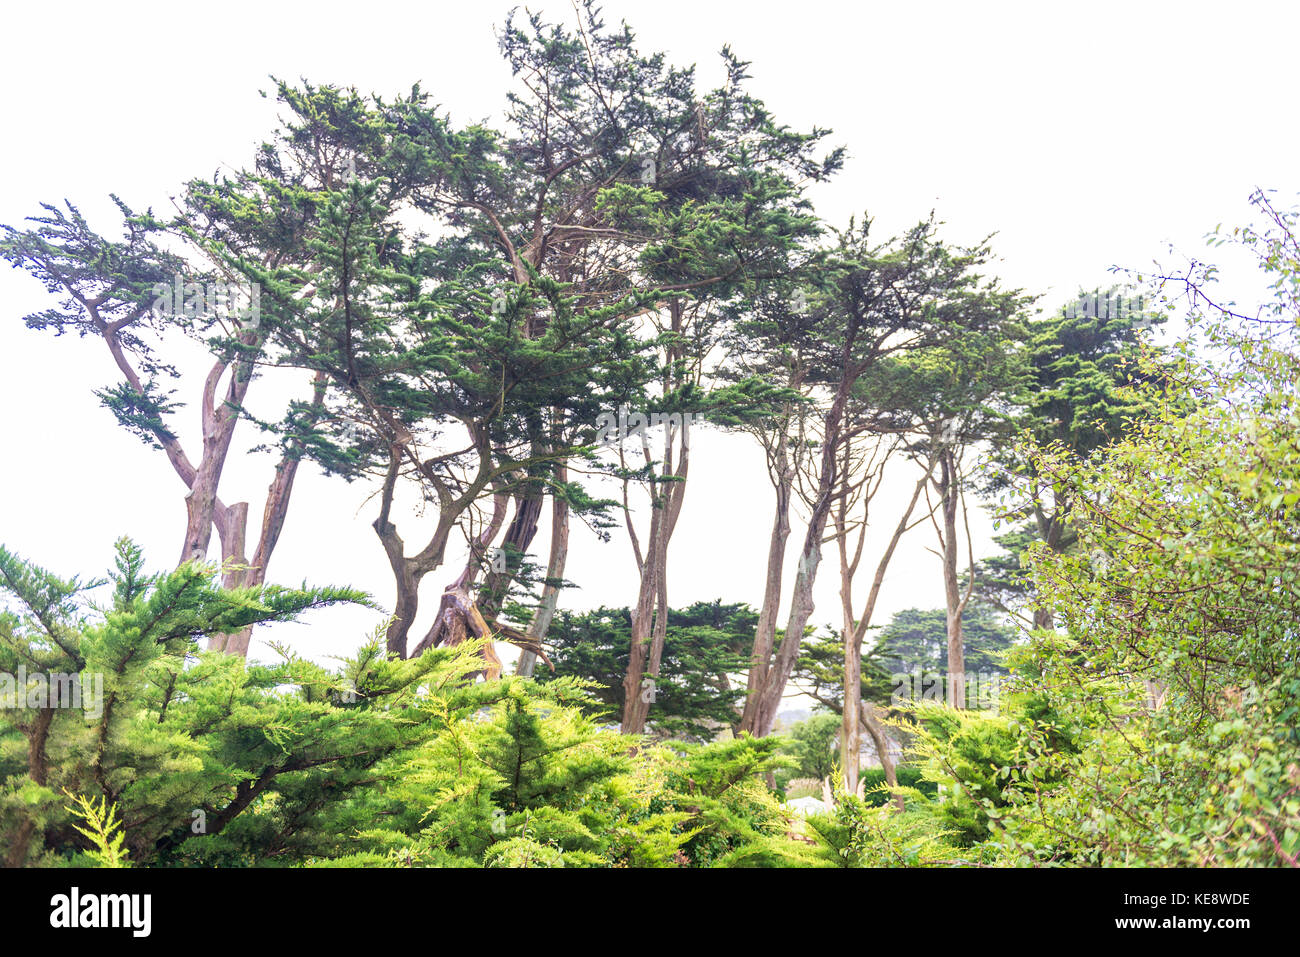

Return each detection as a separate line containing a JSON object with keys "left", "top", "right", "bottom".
{"left": 517, "top": 462, "right": 569, "bottom": 677}
{"left": 860, "top": 705, "right": 903, "bottom": 812}
{"left": 407, "top": 484, "right": 551, "bottom": 674}
{"left": 478, "top": 478, "right": 545, "bottom": 620}
{"left": 746, "top": 383, "right": 849, "bottom": 738}
{"left": 839, "top": 465, "right": 929, "bottom": 793}
{"left": 621, "top": 415, "right": 690, "bottom": 734}
{"left": 374, "top": 428, "right": 496, "bottom": 659}
{"left": 739, "top": 432, "right": 794, "bottom": 734}
{"left": 939, "top": 455, "right": 967, "bottom": 709}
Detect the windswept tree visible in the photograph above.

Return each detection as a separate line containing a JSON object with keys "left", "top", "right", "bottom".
{"left": 988, "top": 287, "right": 1164, "bottom": 629}
{"left": 536, "top": 601, "right": 753, "bottom": 741}
{"left": 336, "top": 5, "right": 840, "bottom": 671}
{"left": 740, "top": 218, "right": 1019, "bottom": 740}
{"left": 859, "top": 297, "right": 1030, "bottom": 709}
{"left": 0, "top": 197, "right": 336, "bottom": 656}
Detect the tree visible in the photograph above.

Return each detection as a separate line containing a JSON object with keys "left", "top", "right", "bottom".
{"left": 321, "top": 5, "right": 840, "bottom": 672}
{"left": 741, "top": 218, "right": 1027, "bottom": 751}
{"left": 777, "top": 712, "right": 841, "bottom": 784}
{"left": 873, "top": 605, "right": 1018, "bottom": 680}
{"left": 0, "top": 199, "right": 333, "bottom": 656}
{"left": 974, "top": 194, "right": 1300, "bottom": 864}
{"left": 0, "top": 539, "right": 377, "bottom": 865}
{"left": 535, "top": 601, "right": 753, "bottom": 741}
{"left": 988, "top": 286, "right": 1164, "bottom": 629}
{"left": 862, "top": 306, "right": 1030, "bottom": 709}
{"left": 0, "top": 538, "right": 813, "bottom": 868}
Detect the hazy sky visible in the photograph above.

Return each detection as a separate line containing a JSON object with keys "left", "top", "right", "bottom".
{"left": 2, "top": 1, "right": 1296, "bottom": 677}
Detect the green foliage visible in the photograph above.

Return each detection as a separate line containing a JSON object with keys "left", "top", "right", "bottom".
{"left": 654, "top": 735, "right": 816, "bottom": 867}
{"left": 319, "top": 677, "right": 810, "bottom": 867}
{"left": 898, "top": 688, "right": 1076, "bottom": 848}
{"left": 0, "top": 540, "right": 828, "bottom": 868}
{"left": 953, "top": 198, "right": 1300, "bottom": 866}
{"left": 984, "top": 285, "right": 1169, "bottom": 608}
{"left": 874, "top": 605, "right": 1018, "bottom": 679}
{"left": 535, "top": 602, "right": 753, "bottom": 740}
{"left": 800, "top": 771, "right": 961, "bottom": 867}
{"left": 63, "top": 793, "right": 129, "bottom": 868}
{"left": 776, "top": 712, "right": 841, "bottom": 785}
{"left": 856, "top": 765, "right": 937, "bottom": 807}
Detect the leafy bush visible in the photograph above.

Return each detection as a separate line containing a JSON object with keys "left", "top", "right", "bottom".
{"left": 0, "top": 540, "right": 824, "bottom": 868}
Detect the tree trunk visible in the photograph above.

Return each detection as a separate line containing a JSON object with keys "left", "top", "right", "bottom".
{"left": 940, "top": 454, "right": 966, "bottom": 709}
{"left": 860, "top": 705, "right": 903, "bottom": 812}
{"left": 621, "top": 505, "right": 665, "bottom": 733}
{"left": 374, "top": 430, "right": 495, "bottom": 658}
{"left": 408, "top": 585, "right": 504, "bottom": 677}
{"left": 739, "top": 434, "right": 793, "bottom": 734}
{"left": 517, "top": 463, "right": 569, "bottom": 677}
{"left": 5, "top": 705, "right": 54, "bottom": 867}
{"left": 842, "top": 627, "right": 862, "bottom": 793}
{"left": 839, "top": 466, "right": 929, "bottom": 790}
{"left": 621, "top": 410, "right": 690, "bottom": 734}
{"left": 179, "top": 356, "right": 255, "bottom": 566}
{"left": 479, "top": 481, "right": 545, "bottom": 619}
{"left": 746, "top": 384, "right": 850, "bottom": 738}
{"left": 208, "top": 502, "right": 250, "bottom": 654}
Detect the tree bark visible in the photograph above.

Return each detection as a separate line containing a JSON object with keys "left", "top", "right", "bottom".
{"left": 739, "top": 428, "right": 794, "bottom": 734}
{"left": 179, "top": 354, "right": 255, "bottom": 565}
{"left": 839, "top": 465, "right": 929, "bottom": 791}
{"left": 940, "top": 455, "right": 965, "bottom": 708}
{"left": 621, "top": 411, "right": 690, "bottom": 733}
{"left": 478, "top": 480, "right": 545, "bottom": 620}
{"left": 745, "top": 379, "right": 851, "bottom": 738}
{"left": 517, "top": 463, "right": 569, "bottom": 677}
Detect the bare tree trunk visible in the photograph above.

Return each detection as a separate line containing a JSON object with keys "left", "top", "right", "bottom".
{"left": 940, "top": 455, "right": 965, "bottom": 708}
{"left": 207, "top": 503, "right": 249, "bottom": 654}
{"left": 621, "top": 495, "right": 666, "bottom": 733}
{"left": 179, "top": 356, "right": 255, "bottom": 565}
{"left": 213, "top": 427, "right": 318, "bottom": 656}
{"left": 517, "top": 463, "right": 569, "bottom": 677}
{"left": 478, "top": 479, "right": 545, "bottom": 620}
{"left": 409, "top": 585, "right": 504, "bottom": 678}
{"left": 739, "top": 432, "right": 793, "bottom": 734}
{"left": 842, "top": 628, "right": 862, "bottom": 792}
{"left": 933, "top": 451, "right": 975, "bottom": 708}
{"left": 410, "top": 487, "right": 510, "bottom": 656}
{"left": 374, "top": 425, "right": 496, "bottom": 658}
{"left": 621, "top": 412, "right": 690, "bottom": 734}
{"left": 860, "top": 705, "right": 903, "bottom": 811}
{"left": 839, "top": 466, "right": 929, "bottom": 790}
{"left": 746, "top": 383, "right": 850, "bottom": 738}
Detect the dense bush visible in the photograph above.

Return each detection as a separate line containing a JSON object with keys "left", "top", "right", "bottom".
{"left": 0, "top": 541, "right": 825, "bottom": 867}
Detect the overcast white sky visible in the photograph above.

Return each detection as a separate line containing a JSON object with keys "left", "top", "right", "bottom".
{"left": 1, "top": 1, "right": 1296, "bottom": 678}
